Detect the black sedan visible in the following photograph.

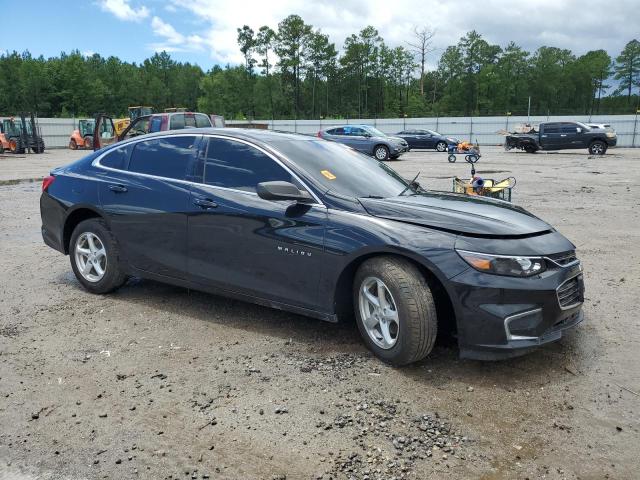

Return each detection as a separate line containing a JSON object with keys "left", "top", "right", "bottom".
{"left": 395, "top": 129, "right": 459, "bottom": 152}
{"left": 40, "top": 129, "right": 584, "bottom": 364}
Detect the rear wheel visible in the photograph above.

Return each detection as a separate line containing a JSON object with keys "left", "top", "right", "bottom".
{"left": 524, "top": 144, "right": 537, "bottom": 153}
{"left": 374, "top": 145, "right": 390, "bottom": 161}
{"left": 0, "top": 143, "right": 4, "bottom": 154}
{"left": 354, "top": 256, "right": 437, "bottom": 365}
{"left": 589, "top": 141, "right": 606, "bottom": 155}
{"left": 69, "top": 218, "right": 127, "bottom": 294}
{"left": 12, "top": 138, "right": 25, "bottom": 154}
{"left": 435, "top": 141, "right": 447, "bottom": 152}
{"left": 69, "top": 139, "right": 78, "bottom": 150}
{"left": 83, "top": 135, "right": 93, "bottom": 150}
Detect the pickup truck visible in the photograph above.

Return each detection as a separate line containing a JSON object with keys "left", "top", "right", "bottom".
{"left": 505, "top": 121, "right": 616, "bottom": 155}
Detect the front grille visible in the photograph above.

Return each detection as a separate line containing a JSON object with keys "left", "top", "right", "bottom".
{"left": 557, "top": 276, "right": 582, "bottom": 308}
{"left": 548, "top": 251, "right": 578, "bottom": 266}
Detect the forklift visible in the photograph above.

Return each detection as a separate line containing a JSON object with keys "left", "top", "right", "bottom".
{"left": 0, "top": 117, "right": 23, "bottom": 153}
{"left": 20, "top": 112, "right": 44, "bottom": 153}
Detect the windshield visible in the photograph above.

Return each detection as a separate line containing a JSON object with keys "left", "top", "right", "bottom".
{"left": 271, "top": 139, "right": 414, "bottom": 198}
{"left": 576, "top": 122, "right": 592, "bottom": 131}
{"left": 362, "top": 126, "right": 387, "bottom": 137}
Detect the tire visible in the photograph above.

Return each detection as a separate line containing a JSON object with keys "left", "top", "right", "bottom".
{"left": 589, "top": 141, "right": 606, "bottom": 155}
{"left": 32, "top": 139, "right": 45, "bottom": 154}
{"left": 374, "top": 145, "right": 390, "bottom": 161}
{"left": 69, "top": 139, "right": 77, "bottom": 150}
{"left": 13, "top": 138, "right": 25, "bottom": 154}
{"left": 69, "top": 218, "right": 127, "bottom": 294}
{"left": 83, "top": 135, "right": 93, "bottom": 150}
{"left": 447, "top": 154, "right": 456, "bottom": 163}
{"left": 435, "top": 141, "right": 447, "bottom": 152}
{"left": 0, "top": 143, "right": 4, "bottom": 154}
{"left": 524, "top": 144, "right": 537, "bottom": 153}
{"left": 353, "top": 256, "right": 437, "bottom": 366}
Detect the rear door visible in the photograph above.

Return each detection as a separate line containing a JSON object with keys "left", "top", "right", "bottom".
{"left": 187, "top": 136, "right": 327, "bottom": 310}
{"left": 560, "top": 123, "right": 581, "bottom": 149}
{"left": 97, "top": 134, "right": 201, "bottom": 279}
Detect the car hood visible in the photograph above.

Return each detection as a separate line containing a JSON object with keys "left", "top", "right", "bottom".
{"left": 387, "top": 135, "right": 407, "bottom": 144}
{"left": 359, "top": 192, "right": 552, "bottom": 237}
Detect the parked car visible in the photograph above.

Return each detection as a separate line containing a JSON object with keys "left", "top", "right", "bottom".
{"left": 318, "top": 125, "right": 409, "bottom": 160}
{"left": 93, "top": 111, "right": 213, "bottom": 150}
{"left": 505, "top": 121, "right": 616, "bottom": 154}
{"left": 40, "top": 128, "right": 584, "bottom": 365}
{"left": 395, "top": 129, "right": 459, "bottom": 152}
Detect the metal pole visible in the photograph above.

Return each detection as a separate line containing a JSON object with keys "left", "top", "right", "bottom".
{"left": 469, "top": 115, "right": 473, "bottom": 141}
{"left": 527, "top": 96, "right": 531, "bottom": 123}
{"left": 633, "top": 109, "right": 639, "bottom": 148}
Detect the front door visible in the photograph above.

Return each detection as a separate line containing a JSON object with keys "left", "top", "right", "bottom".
{"left": 187, "top": 136, "right": 327, "bottom": 311}
{"left": 97, "top": 134, "right": 201, "bottom": 279}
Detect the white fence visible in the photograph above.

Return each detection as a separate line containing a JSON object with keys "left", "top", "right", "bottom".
{"left": 4, "top": 114, "right": 639, "bottom": 148}
{"left": 228, "top": 114, "right": 640, "bottom": 148}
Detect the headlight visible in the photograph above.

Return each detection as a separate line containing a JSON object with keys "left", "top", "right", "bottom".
{"left": 606, "top": 132, "right": 616, "bottom": 138}
{"left": 457, "top": 250, "right": 546, "bottom": 277}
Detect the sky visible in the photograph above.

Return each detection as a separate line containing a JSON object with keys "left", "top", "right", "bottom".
{"left": 1, "top": 0, "right": 638, "bottom": 70}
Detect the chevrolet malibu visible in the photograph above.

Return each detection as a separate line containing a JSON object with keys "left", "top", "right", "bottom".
{"left": 40, "top": 129, "right": 584, "bottom": 365}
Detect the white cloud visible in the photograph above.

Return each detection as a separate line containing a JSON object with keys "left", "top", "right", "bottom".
{"left": 149, "top": 16, "right": 205, "bottom": 53}
{"left": 142, "top": 0, "right": 639, "bottom": 66}
{"left": 83, "top": 50, "right": 96, "bottom": 57}
{"left": 99, "top": 0, "right": 149, "bottom": 22}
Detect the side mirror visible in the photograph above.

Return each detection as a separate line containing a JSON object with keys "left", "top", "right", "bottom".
{"left": 576, "top": 127, "right": 582, "bottom": 133}
{"left": 257, "top": 181, "right": 313, "bottom": 203}
{"left": 363, "top": 132, "right": 372, "bottom": 138}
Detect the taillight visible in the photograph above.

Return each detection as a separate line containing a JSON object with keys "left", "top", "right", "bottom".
{"left": 42, "top": 175, "right": 55, "bottom": 192}
{"left": 317, "top": 131, "right": 322, "bottom": 138}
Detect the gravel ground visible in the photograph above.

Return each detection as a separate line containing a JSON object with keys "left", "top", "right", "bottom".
{"left": 0, "top": 146, "right": 639, "bottom": 479}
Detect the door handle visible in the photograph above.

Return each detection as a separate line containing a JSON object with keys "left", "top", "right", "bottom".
{"left": 108, "top": 184, "right": 127, "bottom": 193}
{"left": 560, "top": 134, "right": 567, "bottom": 137}
{"left": 193, "top": 198, "right": 218, "bottom": 209}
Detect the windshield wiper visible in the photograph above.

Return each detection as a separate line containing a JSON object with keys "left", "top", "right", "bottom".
{"left": 360, "top": 195, "right": 384, "bottom": 199}
{"left": 399, "top": 172, "right": 421, "bottom": 196}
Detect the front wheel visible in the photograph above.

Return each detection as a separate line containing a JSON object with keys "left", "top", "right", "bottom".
{"left": 447, "top": 154, "right": 456, "bottom": 163}
{"left": 435, "top": 141, "right": 447, "bottom": 152}
{"left": 69, "top": 218, "right": 127, "bottom": 294}
{"left": 83, "top": 135, "right": 93, "bottom": 150}
{"left": 354, "top": 256, "right": 437, "bottom": 366}
{"left": 374, "top": 145, "right": 390, "bottom": 161}
{"left": 69, "top": 139, "right": 78, "bottom": 150}
{"left": 589, "top": 141, "right": 606, "bottom": 155}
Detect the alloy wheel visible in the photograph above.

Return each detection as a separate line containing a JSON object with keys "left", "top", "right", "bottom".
{"left": 358, "top": 276, "right": 400, "bottom": 349}
{"left": 436, "top": 142, "right": 446, "bottom": 152}
{"left": 375, "top": 147, "right": 388, "bottom": 160}
{"left": 74, "top": 232, "right": 107, "bottom": 282}
{"left": 591, "top": 143, "right": 604, "bottom": 154}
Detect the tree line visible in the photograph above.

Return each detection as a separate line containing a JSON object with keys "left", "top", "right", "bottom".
{"left": 1, "top": 15, "right": 639, "bottom": 119}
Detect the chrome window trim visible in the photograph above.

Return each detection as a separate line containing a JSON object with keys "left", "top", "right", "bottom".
{"left": 504, "top": 308, "right": 542, "bottom": 341}
{"left": 556, "top": 272, "right": 584, "bottom": 311}
{"left": 91, "top": 133, "right": 325, "bottom": 206}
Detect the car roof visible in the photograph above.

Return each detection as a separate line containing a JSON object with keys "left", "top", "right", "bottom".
{"left": 117, "top": 127, "right": 318, "bottom": 143}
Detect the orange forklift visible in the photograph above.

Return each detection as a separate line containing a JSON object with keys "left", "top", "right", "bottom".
{"left": 0, "top": 117, "right": 23, "bottom": 153}
{"left": 69, "top": 119, "right": 95, "bottom": 150}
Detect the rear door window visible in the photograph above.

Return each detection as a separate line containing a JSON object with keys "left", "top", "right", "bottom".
{"left": 128, "top": 136, "right": 198, "bottom": 180}
{"left": 100, "top": 144, "right": 131, "bottom": 170}
{"left": 543, "top": 124, "right": 561, "bottom": 134}
{"left": 170, "top": 114, "right": 185, "bottom": 130}
{"left": 202, "top": 138, "right": 294, "bottom": 193}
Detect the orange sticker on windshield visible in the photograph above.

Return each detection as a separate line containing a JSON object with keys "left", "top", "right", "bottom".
{"left": 321, "top": 170, "right": 336, "bottom": 180}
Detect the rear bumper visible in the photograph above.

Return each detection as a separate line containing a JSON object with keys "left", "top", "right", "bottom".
{"left": 448, "top": 261, "right": 585, "bottom": 360}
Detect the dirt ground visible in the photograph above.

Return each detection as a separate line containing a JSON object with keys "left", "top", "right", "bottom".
{"left": 0, "top": 145, "right": 638, "bottom": 480}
